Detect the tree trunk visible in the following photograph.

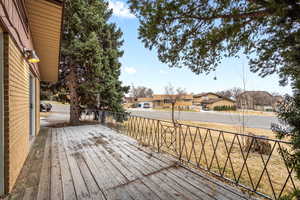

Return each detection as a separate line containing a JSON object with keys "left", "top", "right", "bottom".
{"left": 67, "top": 66, "right": 81, "bottom": 124}
{"left": 171, "top": 102, "right": 175, "bottom": 124}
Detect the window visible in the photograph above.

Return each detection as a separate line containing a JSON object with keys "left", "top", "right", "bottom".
{"left": 164, "top": 99, "right": 172, "bottom": 104}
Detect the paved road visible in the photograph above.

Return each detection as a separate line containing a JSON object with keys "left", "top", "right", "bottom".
{"left": 128, "top": 109, "right": 279, "bottom": 130}
{"left": 41, "top": 103, "right": 279, "bottom": 130}
{"left": 40, "top": 103, "right": 70, "bottom": 126}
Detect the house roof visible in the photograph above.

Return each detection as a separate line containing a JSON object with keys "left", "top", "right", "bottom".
{"left": 193, "top": 92, "right": 235, "bottom": 102}
{"left": 237, "top": 91, "right": 273, "bottom": 98}
{"left": 26, "top": 0, "right": 63, "bottom": 82}
{"left": 137, "top": 97, "right": 153, "bottom": 102}
{"left": 193, "top": 92, "right": 222, "bottom": 98}
{"left": 124, "top": 97, "right": 136, "bottom": 102}
{"left": 202, "top": 98, "right": 235, "bottom": 105}
{"left": 153, "top": 94, "right": 193, "bottom": 100}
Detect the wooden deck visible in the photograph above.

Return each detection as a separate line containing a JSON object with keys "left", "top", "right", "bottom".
{"left": 8, "top": 125, "right": 252, "bottom": 200}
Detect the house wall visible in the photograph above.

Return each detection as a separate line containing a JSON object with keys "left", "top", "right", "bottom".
{"left": 3, "top": 34, "right": 36, "bottom": 193}
{"left": 193, "top": 94, "right": 220, "bottom": 105}
{"left": 0, "top": 26, "right": 4, "bottom": 196}
{"left": 237, "top": 92, "right": 274, "bottom": 110}
{"left": 207, "top": 100, "right": 235, "bottom": 110}
{"left": 0, "top": 0, "right": 39, "bottom": 76}
{"left": 153, "top": 100, "right": 193, "bottom": 109}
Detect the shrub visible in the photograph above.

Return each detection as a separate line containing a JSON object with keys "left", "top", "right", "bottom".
{"left": 213, "top": 105, "right": 237, "bottom": 111}
{"left": 265, "top": 108, "right": 274, "bottom": 112}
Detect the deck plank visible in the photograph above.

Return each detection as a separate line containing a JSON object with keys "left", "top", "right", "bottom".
{"left": 50, "top": 128, "right": 63, "bottom": 200}
{"left": 36, "top": 128, "right": 51, "bottom": 200}
{"left": 63, "top": 127, "right": 106, "bottom": 200}
{"left": 68, "top": 126, "right": 139, "bottom": 200}
{"left": 89, "top": 128, "right": 197, "bottom": 200}
{"left": 22, "top": 187, "right": 35, "bottom": 200}
{"left": 56, "top": 128, "right": 77, "bottom": 200}
{"left": 9, "top": 124, "right": 252, "bottom": 200}
{"left": 120, "top": 142, "right": 222, "bottom": 200}
{"left": 127, "top": 141, "right": 248, "bottom": 200}
{"left": 64, "top": 126, "right": 113, "bottom": 198}
{"left": 61, "top": 127, "right": 92, "bottom": 200}
{"left": 113, "top": 141, "right": 208, "bottom": 200}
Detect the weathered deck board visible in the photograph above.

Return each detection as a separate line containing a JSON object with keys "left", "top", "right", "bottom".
{"left": 37, "top": 129, "right": 51, "bottom": 200}
{"left": 57, "top": 128, "right": 77, "bottom": 200}
{"left": 50, "top": 128, "right": 63, "bottom": 200}
{"left": 8, "top": 124, "right": 253, "bottom": 200}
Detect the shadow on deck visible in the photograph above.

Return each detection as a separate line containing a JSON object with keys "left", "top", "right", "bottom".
{"left": 8, "top": 125, "right": 252, "bottom": 200}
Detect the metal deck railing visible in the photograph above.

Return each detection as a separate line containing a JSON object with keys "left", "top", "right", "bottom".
{"left": 80, "top": 110, "right": 298, "bottom": 199}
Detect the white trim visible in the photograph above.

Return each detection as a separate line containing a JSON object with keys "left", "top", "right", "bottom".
{"left": 0, "top": 27, "right": 5, "bottom": 195}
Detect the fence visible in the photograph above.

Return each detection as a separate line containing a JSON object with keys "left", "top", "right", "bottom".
{"left": 80, "top": 110, "right": 298, "bottom": 199}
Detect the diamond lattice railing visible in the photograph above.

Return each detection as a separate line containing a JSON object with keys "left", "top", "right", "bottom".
{"left": 81, "top": 111, "right": 299, "bottom": 199}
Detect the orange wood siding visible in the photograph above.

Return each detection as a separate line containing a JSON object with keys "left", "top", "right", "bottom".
{"left": 207, "top": 100, "right": 235, "bottom": 110}
{"left": 0, "top": 0, "right": 39, "bottom": 77}
{"left": 3, "top": 34, "right": 30, "bottom": 193}
{"left": 193, "top": 94, "right": 220, "bottom": 105}
{"left": 26, "top": 0, "right": 63, "bottom": 81}
{"left": 153, "top": 100, "right": 193, "bottom": 109}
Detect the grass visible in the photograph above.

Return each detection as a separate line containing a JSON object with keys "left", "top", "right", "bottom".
{"left": 179, "top": 120, "right": 277, "bottom": 139}
{"left": 153, "top": 108, "right": 197, "bottom": 112}
{"left": 217, "top": 110, "right": 276, "bottom": 117}
{"left": 42, "top": 100, "right": 69, "bottom": 105}
{"left": 106, "top": 116, "right": 298, "bottom": 199}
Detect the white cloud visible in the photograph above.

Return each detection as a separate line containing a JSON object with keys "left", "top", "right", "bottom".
{"left": 108, "top": 1, "right": 135, "bottom": 18}
{"left": 124, "top": 67, "right": 137, "bottom": 74}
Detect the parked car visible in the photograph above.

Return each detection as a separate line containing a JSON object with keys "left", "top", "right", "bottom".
{"left": 143, "top": 103, "right": 150, "bottom": 108}
{"left": 40, "top": 102, "right": 52, "bottom": 112}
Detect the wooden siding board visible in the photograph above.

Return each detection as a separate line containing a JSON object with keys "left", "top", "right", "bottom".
{"left": 3, "top": 34, "right": 39, "bottom": 193}
{"left": 26, "top": 0, "right": 63, "bottom": 82}
{"left": 0, "top": 0, "right": 40, "bottom": 78}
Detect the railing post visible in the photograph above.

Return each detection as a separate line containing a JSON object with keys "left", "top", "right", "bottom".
{"left": 179, "top": 125, "right": 182, "bottom": 161}
{"left": 100, "top": 111, "right": 106, "bottom": 124}
{"left": 157, "top": 120, "right": 160, "bottom": 152}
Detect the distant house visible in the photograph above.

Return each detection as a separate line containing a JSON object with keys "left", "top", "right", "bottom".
{"left": 237, "top": 91, "right": 274, "bottom": 111}
{"left": 122, "top": 97, "right": 138, "bottom": 109}
{"left": 152, "top": 94, "right": 193, "bottom": 109}
{"left": 201, "top": 98, "right": 236, "bottom": 110}
{"left": 123, "top": 97, "right": 137, "bottom": 104}
{"left": 193, "top": 92, "right": 235, "bottom": 110}
{"left": 137, "top": 97, "right": 153, "bottom": 108}
{"left": 193, "top": 93, "right": 222, "bottom": 106}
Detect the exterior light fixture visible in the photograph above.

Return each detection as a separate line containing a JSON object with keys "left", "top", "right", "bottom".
{"left": 24, "top": 48, "right": 40, "bottom": 63}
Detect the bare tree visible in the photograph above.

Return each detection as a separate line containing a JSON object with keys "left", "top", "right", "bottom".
{"left": 216, "top": 90, "right": 233, "bottom": 99}
{"left": 216, "top": 87, "right": 243, "bottom": 100}
{"left": 230, "top": 87, "right": 243, "bottom": 100}
{"left": 164, "top": 84, "right": 187, "bottom": 124}
{"left": 130, "top": 85, "right": 153, "bottom": 98}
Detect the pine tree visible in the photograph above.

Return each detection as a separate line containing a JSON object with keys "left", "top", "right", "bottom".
{"left": 61, "top": 0, "right": 128, "bottom": 124}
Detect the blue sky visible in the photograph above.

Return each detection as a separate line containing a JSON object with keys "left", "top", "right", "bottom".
{"left": 108, "top": 0, "right": 292, "bottom": 95}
